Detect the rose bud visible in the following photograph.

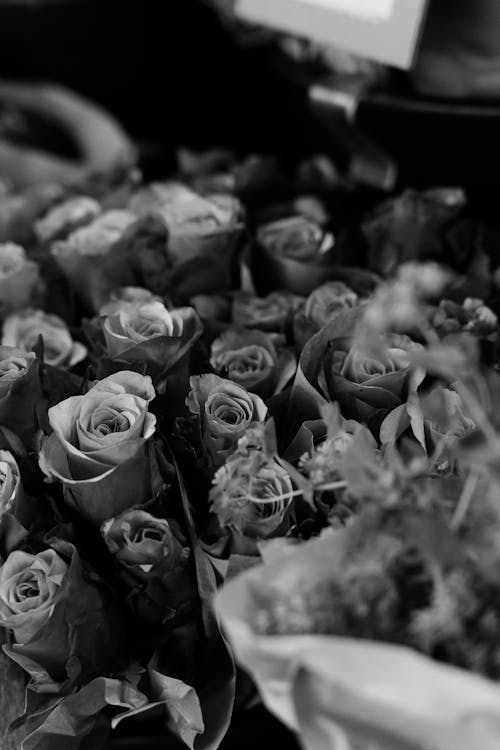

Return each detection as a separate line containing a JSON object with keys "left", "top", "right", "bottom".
{"left": 101, "top": 509, "right": 195, "bottom": 631}
{"left": 102, "top": 510, "right": 186, "bottom": 574}
{"left": 0, "top": 450, "right": 23, "bottom": 516}
{"left": 0, "top": 243, "right": 42, "bottom": 313}
{"left": 38, "top": 371, "right": 160, "bottom": 523}
{"left": 2, "top": 309, "right": 87, "bottom": 369}
{"left": 100, "top": 300, "right": 203, "bottom": 382}
{"left": 210, "top": 327, "right": 296, "bottom": 399}
{"left": 52, "top": 209, "right": 136, "bottom": 259}
{"left": 0, "top": 545, "right": 126, "bottom": 686}
{"left": 186, "top": 373, "right": 267, "bottom": 466}
{"left": 232, "top": 291, "right": 304, "bottom": 333}
{"left": 34, "top": 196, "right": 101, "bottom": 243}
{"left": 0, "top": 346, "right": 41, "bottom": 445}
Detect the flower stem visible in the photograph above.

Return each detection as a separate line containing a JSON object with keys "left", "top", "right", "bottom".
{"left": 451, "top": 471, "right": 480, "bottom": 531}
{"left": 246, "top": 480, "right": 347, "bottom": 505}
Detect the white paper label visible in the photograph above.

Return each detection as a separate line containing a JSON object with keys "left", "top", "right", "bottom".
{"left": 236, "top": 0, "right": 428, "bottom": 69}
{"left": 300, "top": 0, "right": 395, "bottom": 23}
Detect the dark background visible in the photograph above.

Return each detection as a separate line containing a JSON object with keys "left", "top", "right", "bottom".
{"left": 1, "top": 0, "right": 500, "bottom": 203}
{"left": 0, "top": 0, "right": 318, "bottom": 166}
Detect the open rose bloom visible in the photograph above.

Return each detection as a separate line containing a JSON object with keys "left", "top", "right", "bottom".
{"left": 39, "top": 371, "right": 159, "bottom": 523}
{"left": 0, "top": 549, "right": 68, "bottom": 646}
{"left": 3, "top": 309, "right": 87, "bottom": 368}
{"left": 100, "top": 299, "right": 203, "bottom": 381}
{"left": 50, "top": 210, "right": 140, "bottom": 311}
{"left": 210, "top": 327, "right": 296, "bottom": 399}
{"left": 35, "top": 196, "right": 101, "bottom": 244}
{"left": 217, "top": 552, "right": 500, "bottom": 750}
{"left": 250, "top": 215, "right": 378, "bottom": 297}
{"left": 0, "top": 346, "right": 41, "bottom": 445}
{"left": 128, "top": 182, "right": 244, "bottom": 296}
{"left": 0, "top": 450, "right": 23, "bottom": 516}
{"left": 186, "top": 373, "right": 267, "bottom": 466}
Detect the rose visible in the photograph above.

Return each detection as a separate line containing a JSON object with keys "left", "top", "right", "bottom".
{"left": 362, "top": 189, "right": 464, "bottom": 277}
{"left": 232, "top": 291, "right": 304, "bottom": 333}
{"left": 0, "top": 182, "right": 64, "bottom": 246}
{"left": 35, "top": 196, "right": 101, "bottom": 243}
{"left": 101, "top": 510, "right": 181, "bottom": 570}
{"left": 293, "top": 310, "right": 420, "bottom": 436}
{"left": 100, "top": 301, "right": 203, "bottom": 382}
{"left": 50, "top": 209, "right": 139, "bottom": 312}
{"left": 328, "top": 332, "right": 420, "bottom": 434}
{"left": 99, "top": 286, "right": 163, "bottom": 317}
{"left": 294, "top": 281, "right": 360, "bottom": 351}
{"left": 0, "top": 346, "right": 41, "bottom": 445}
{"left": 103, "top": 301, "right": 182, "bottom": 355}
{"left": 101, "top": 509, "right": 195, "bottom": 630}
{"left": 0, "top": 549, "right": 68, "bottom": 645}
{"left": 0, "top": 242, "right": 41, "bottom": 312}
{"left": 251, "top": 215, "right": 342, "bottom": 296}
{"left": 0, "top": 544, "right": 126, "bottom": 688}
{"left": 129, "top": 183, "right": 244, "bottom": 296}
{"left": 0, "top": 450, "right": 23, "bottom": 516}
{"left": 304, "top": 282, "right": 359, "bottom": 329}
{"left": 52, "top": 209, "right": 136, "bottom": 259}
{"left": 251, "top": 214, "right": 380, "bottom": 297}
{"left": 129, "top": 182, "right": 243, "bottom": 259}
{"left": 186, "top": 373, "right": 267, "bottom": 466}
{"left": 257, "top": 216, "right": 333, "bottom": 263}
{"left": 341, "top": 334, "right": 419, "bottom": 384}
{"left": 39, "top": 371, "right": 159, "bottom": 523}
{"left": 2, "top": 309, "right": 87, "bottom": 368}
{"left": 210, "top": 327, "right": 296, "bottom": 398}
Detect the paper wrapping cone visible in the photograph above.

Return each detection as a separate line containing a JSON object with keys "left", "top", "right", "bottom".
{"left": 217, "top": 564, "right": 500, "bottom": 750}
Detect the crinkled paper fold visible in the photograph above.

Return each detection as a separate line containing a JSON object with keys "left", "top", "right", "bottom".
{"left": 217, "top": 563, "right": 500, "bottom": 750}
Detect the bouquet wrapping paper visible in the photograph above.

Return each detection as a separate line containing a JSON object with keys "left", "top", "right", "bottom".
{"left": 218, "top": 561, "right": 500, "bottom": 750}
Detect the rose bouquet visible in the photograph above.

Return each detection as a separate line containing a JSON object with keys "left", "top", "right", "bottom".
{"left": 0, "top": 153, "right": 500, "bottom": 750}
{"left": 217, "top": 264, "right": 500, "bottom": 750}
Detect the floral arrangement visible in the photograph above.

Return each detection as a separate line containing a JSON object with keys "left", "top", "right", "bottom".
{"left": 0, "top": 154, "right": 499, "bottom": 750}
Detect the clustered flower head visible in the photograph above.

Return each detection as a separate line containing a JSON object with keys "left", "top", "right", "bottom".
{"left": 364, "top": 262, "right": 450, "bottom": 334}
{"left": 210, "top": 425, "right": 294, "bottom": 538}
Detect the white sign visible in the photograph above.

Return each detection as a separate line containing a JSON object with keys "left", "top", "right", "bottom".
{"left": 236, "top": 0, "right": 428, "bottom": 69}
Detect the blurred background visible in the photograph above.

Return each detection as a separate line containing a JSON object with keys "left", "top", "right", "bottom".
{"left": 0, "top": 0, "right": 500, "bottom": 203}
